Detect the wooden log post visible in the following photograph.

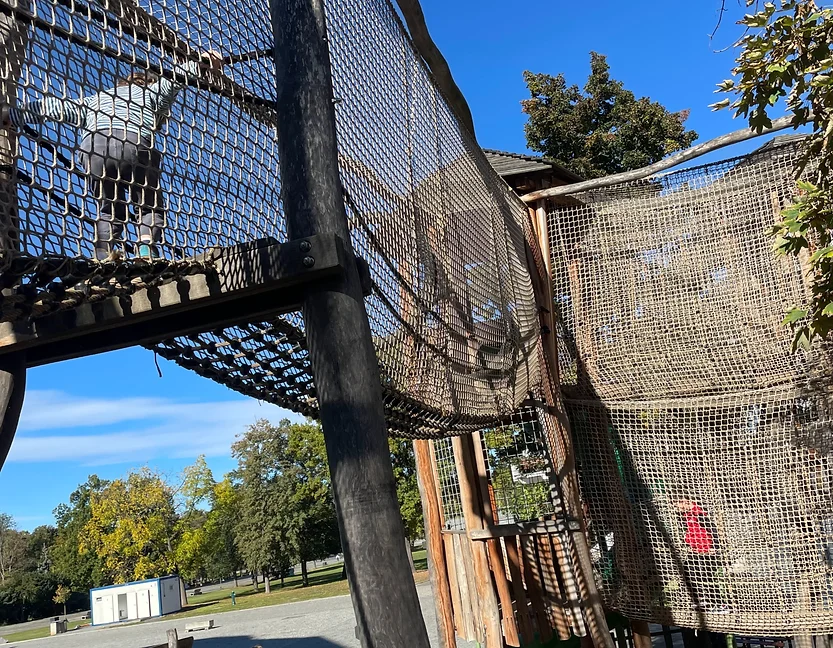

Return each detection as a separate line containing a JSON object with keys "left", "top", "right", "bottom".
{"left": 0, "top": 0, "right": 27, "bottom": 474}
{"left": 166, "top": 629, "right": 179, "bottom": 648}
{"left": 471, "top": 430, "right": 521, "bottom": 646}
{"left": 529, "top": 199, "right": 613, "bottom": 648}
{"left": 270, "top": 1, "right": 430, "bottom": 646}
{"left": 413, "top": 439, "right": 456, "bottom": 648}
{"left": 504, "top": 535, "right": 535, "bottom": 645}
{"left": 452, "top": 433, "right": 502, "bottom": 647}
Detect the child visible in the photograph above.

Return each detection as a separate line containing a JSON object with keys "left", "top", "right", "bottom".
{"left": 2, "top": 50, "right": 223, "bottom": 260}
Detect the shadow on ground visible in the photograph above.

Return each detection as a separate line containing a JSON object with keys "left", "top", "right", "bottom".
{"left": 184, "top": 637, "right": 345, "bottom": 647}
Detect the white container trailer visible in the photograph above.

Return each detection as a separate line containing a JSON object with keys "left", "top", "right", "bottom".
{"left": 90, "top": 575, "right": 181, "bottom": 626}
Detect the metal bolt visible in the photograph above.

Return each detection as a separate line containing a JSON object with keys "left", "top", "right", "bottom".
{"left": 303, "top": 256, "right": 315, "bottom": 268}
{"left": 299, "top": 240, "right": 311, "bottom": 252}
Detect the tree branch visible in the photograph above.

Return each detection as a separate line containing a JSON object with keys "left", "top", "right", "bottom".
{"left": 520, "top": 114, "right": 799, "bottom": 203}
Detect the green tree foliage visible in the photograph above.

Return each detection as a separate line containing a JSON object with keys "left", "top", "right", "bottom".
{"left": 173, "top": 456, "right": 215, "bottom": 583}
{"left": 483, "top": 422, "right": 552, "bottom": 523}
{"left": 202, "top": 478, "right": 242, "bottom": 583}
{"left": 232, "top": 419, "right": 341, "bottom": 589}
{"left": 389, "top": 438, "right": 424, "bottom": 542}
{"left": 522, "top": 52, "right": 698, "bottom": 179}
{"left": 51, "top": 476, "right": 108, "bottom": 591}
{"left": 80, "top": 469, "right": 177, "bottom": 584}
{"left": 715, "top": 0, "right": 833, "bottom": 347}
{"left": 232, "top": 419, "right": 297, "bottom": 590}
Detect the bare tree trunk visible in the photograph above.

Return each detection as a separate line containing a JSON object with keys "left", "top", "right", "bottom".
{"left": 234, "top": 574, "right": 238, "bottom": 588}
{"left": 405, "top": 536, "right": 415, "bottom": 574}
{"left": 264, "top": 570, "right": 271, "bottom": 594}
{"left": 252, "top": 571, "right": 259, "bottom": 591}
{"left": 301, "top": 559, "right": 308, "bottom": 587}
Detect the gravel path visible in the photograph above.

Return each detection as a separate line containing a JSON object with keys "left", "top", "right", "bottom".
{"left": 3, "top": 582, "right": 474, "bottom": 648}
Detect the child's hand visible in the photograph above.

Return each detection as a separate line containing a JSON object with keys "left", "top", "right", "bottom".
{"left": 200, "top": 50, "right": 224, "bottom": 73}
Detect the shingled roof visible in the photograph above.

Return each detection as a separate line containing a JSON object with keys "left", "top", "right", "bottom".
{"left": 483, "top": 149, "right": 582, "bottom": 184}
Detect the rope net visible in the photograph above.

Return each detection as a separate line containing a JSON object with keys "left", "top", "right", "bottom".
{"left": 0, "top": 0, "right": 540, "bottom": 437}
{"left": 549, "top": 140, "right": 833, "bottom": 633}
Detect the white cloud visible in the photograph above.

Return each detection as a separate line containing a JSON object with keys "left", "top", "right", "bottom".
{"left": 8, "top": 391, "right": 303, "bottom": 464}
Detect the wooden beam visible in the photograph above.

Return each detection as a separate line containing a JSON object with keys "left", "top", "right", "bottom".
{"left": 0, "top": 234, "right": 349, "bottom": 366}
{"left": 521, "top": 114, "right": 799, "bottom": 203}
{"left": 414, "top": 440, "right": 456, "bottom": 648}
{"left": 470, "top": 519, "right": 581, "bottom": 540}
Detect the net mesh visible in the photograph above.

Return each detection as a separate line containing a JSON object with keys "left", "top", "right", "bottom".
{"left": 550, "top": 140, "right": 833, "bottom": 633}
{"left": 0, "top": 0, "right": 540, "bottom": 437}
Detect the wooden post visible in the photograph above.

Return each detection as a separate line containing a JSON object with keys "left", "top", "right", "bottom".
{"left": 504, "top": 535, "right": 535, "bottom": 645}
{"left": 166, "top": 629, "right": 179, "bottom": 648}
{"left": 471, "top": 430, "right": 522, "bottom": 644}
{"left": 452, "top": 434, "right": 502, "bottom": 647}
{"left": 413, "top": 439, "right": 456, "bottom": 648}
{"left": 0, "top": 352, "right": 24, "bottom": 470}
{"left": 529, "top": 200, "right": 614, "bottom": 648}
{"left": 487, "top": 538, "right": 521, "bottom": 646}
{"left": 270, "top": 1, "right": 430, "bottom": 645}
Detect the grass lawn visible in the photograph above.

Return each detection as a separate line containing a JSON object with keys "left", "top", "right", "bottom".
{"left": 171, "top": 549, "right": 429, "bottom": 621}
{"left": 0, "top": 549, "right": 429, "bottom": 643}
{"left": 3, "top": 619, "right": 90, "bottom": 643}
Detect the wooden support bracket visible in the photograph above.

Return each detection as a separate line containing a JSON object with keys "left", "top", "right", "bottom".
{"left": 0, "top": 233, "right": 350, "bottom": 367}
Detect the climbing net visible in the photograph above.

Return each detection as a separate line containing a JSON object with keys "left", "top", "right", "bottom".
{"left": 550, "top": 139, "right": 833, "bottom": 633}
{"left": 0, "top": 0, "right": 540, "bottom": 437}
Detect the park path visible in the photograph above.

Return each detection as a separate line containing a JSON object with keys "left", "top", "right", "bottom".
{"left": 6, "top": 581, "right": 473, "bottom": 648}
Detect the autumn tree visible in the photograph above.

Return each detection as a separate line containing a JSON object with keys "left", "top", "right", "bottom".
{"left": 0, "top": 514, "right": 26, "bottom": 584}
{"left": 51, "top": 476, "right": 108, "bottom": 591}
{"left": 173, "top": 456, "right": 216, "bottom": 584}
{"left": 523, "top": 52, "right": 698, "bottom": 179}
{"left": 80, "top": 469, "right": 177, "bottom": 583}
{"left": 53, "top": 584, "right": 70, "bottom": 617}
{"left": 715, "top": 0, "right": 833, "bottom": 347}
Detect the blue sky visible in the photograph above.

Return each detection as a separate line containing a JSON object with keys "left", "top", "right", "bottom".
{"left": 0, "top": 0, "right": 777, "bottom": 530}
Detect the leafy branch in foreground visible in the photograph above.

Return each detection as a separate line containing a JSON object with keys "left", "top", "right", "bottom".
{"left": 717, "top": 0, "right": 833, "bottom": 349}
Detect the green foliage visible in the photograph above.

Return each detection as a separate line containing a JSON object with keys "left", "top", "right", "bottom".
{"left": 80, "top": 468, "right": 177, "bottom": 583}
{"left": 201, "top": 478, "right": 242, "bottom": 582}
{"left": 51, "top": 475, "right": 108, "bottom": 591}
{"left": 522, "top": 52, "right": 698, "bottom": 179}
{"left": 389, "top": 438, "right": 424, "bottom": 542}
{"left": 232, "top": 419, "right": 341, "bottom": 585}
{"left": 482, "top": 422, "right": 553, "bottom": 523}
{"left": 718, "top": 0, "right": 833, "bottom": 347}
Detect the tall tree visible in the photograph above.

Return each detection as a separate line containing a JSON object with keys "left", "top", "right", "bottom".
{"left": 232, "top": 419, "right": 293, "bottom": 593}
{"left": 0, "top": 514, "right": 26, "bottom": 584}
{"left": 174, "top": 456, "right": 216, "bottom": 584}
{"left": 715, "top": 0, "right": 833, "bottom": 347}
{"left": 522, "top": 52, "right": 698, "bottom": 179}
{"left": 51, "top": 476, "right": 108, "bottom": 590}
{"left": 202, "top": 478, "right": 242, "bottom": 583}
{"left": 285, "top": 421, "right": 340, "bottom": 587}
{"left": 80, "top": 469, "right": 177, "bottom": 584}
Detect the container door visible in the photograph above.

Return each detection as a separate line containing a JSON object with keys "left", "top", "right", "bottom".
{"left": 137, "top": 589, "right": 151, "bottom": 618}
{"left": 117, "top": 593, "right": 128, "bottom": 621}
